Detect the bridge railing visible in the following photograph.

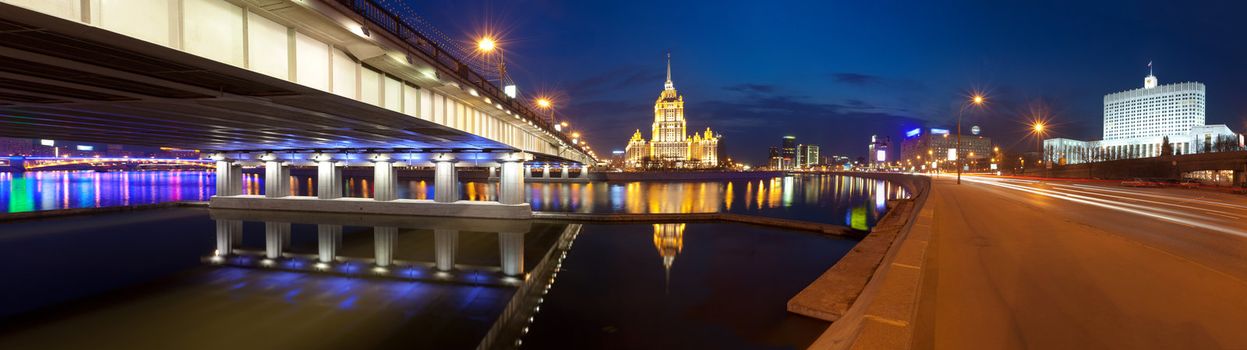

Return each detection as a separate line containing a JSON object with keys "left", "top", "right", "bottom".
{"left": 337, "top": 0, "right": 590, "bottom": 160}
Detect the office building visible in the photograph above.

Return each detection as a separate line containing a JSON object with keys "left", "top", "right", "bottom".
{"left": 1044, "top": 65, "right": 1239, "bottom": 164}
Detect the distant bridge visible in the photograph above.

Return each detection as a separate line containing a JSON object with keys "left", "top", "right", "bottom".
{"left": 0, "top": 0, "right": 596, "bottom": 217}
{"left": 1, "top": 156, "right": 214, "bottom": 172}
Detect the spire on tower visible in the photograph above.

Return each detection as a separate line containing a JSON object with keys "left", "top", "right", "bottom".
{"left": 664, "top": 51, "right": 674, "bottom": 91}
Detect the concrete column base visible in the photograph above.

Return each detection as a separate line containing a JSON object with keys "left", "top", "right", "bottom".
{"left": 214, "top": 219, "right": 241, "bottom": 256}
{"left": 265, "top": 222, "right": 290, "bottom": 259}
{"left": 374, "top": 226, "right": 397, "bottom": 267}
{"left": 499, "top": 231, "right": 525, "bottom": 276}
{"left": 434, "top": 229, "right": 458, "bottom": 271}
{"left": 317, "top": 224, "right": 342, "bottom": 263}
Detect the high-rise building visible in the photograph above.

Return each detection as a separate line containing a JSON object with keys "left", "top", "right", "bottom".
{"left": 868, "top": 135, "right": 889, "bottom": 167}
{"left": 623, "top": 53, "right": 720, "bottom": 169}
{"left": 798, "top": 144, "right": 820, "bottom": 168}
{"left": 1044, "top": 64, "right": 1239, "bottom": 164}
{"left": 900, "top": 127, "right": 993, "bottom": 171}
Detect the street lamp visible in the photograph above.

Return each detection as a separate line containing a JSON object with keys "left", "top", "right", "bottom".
{"left": 957, "top": 94, "right": 986, "bottom": 184}
{"left": 476, "top": 36, "right": 516, "bottom": 98}
{"left": 534, "top": 97, "right": 555, "bottom": 126}
{"left": 1031, "top": 121, "right": 1048, "bottom": 176}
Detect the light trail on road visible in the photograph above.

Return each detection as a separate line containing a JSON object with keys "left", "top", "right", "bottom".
{"left": 960, "top": 176, "right": 1247, "bottom": 238}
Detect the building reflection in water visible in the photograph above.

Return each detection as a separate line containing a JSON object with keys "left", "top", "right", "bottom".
{"left": 652, "top": 223, "right": 686, "bottom": 291}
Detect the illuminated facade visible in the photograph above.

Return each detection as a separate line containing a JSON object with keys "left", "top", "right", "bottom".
{"left": 900, "top": 128, "right": 993, "bottom": 171}
{"left": 624, "top": 54, "right": 720, "bottom": 169}
{"left": 1044, "top": 67, "right": 1240, "bottom": 164}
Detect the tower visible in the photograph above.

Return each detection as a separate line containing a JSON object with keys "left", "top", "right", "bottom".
{"left": 651, "top": 52, "right": 688, "bottom": 163}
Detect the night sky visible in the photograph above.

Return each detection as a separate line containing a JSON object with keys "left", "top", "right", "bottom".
{"left": 410, "top": 0, "right": 1247, "bottom": 165}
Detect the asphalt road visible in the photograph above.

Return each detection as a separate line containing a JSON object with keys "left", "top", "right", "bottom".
{"left": 915, "top": 174, "right": 1247, "bottom": 349}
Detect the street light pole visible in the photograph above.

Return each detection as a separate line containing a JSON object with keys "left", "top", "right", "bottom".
{"left": 957, "top": 95, "right": 985, "bottom": 185}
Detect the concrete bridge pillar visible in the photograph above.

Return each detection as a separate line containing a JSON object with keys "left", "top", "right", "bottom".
{"left": 561, "top": 164, "right": 569, "bottom": 179}
{"left": 317, "top": 224, "right": 342, "bottom": 263}
{"left": 214, "top": 219, "right": 242, "bottom": 257}
{"left": 499, "top": 156, "right": 526, "bottom": 205}
{"left": 211, "top": 154, "right": 241, "bottom": 196}
{"left": 265, "top": 222, "right": 290, "bottom": 259}
{"left": 314, "top": 153, "right": 341, "bottom": 199}
{"left": 542, "top": 164, "right": 550, "bottom": 179}
{"left": 488, "top": 166, "right": 498, "bottom": 180}
{"left": 434, "top": 228, "right": 458, "bottom": 271}
{"left": 261, "top": 153, "right": 289, "bottom": 198}
{"left": 579, "top": 165, "right": 590, "bottom": 179}
{"left": 372, "top": 154, "right": 397, "bottom": 201}
{"left": 524, "top": 165, "right": 532, "bottom": 179}
{"left": 433, "top": 154, "right": 458, "bottom": 203}
{"left": 499, "top": 231, "right": 525, "bottom": 276}
{"left": 374, "top": 226, "right": 397, "bottom": 267}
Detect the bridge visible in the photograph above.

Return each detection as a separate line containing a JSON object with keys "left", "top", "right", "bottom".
{"left": 1, "top": 156, "right": 214, "bottom": 171}
{"left": 0, "top": 0, "right": 597, "bottom": 218}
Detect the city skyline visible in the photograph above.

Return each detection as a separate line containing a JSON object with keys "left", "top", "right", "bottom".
{"left": 412, "top": 0, "right": 1247, "bottom": 165}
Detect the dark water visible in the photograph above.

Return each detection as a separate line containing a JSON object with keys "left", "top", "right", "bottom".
{"left": 0, "top": 208, "right": 851, "bottom": 349}
{"left": 0, "top": 171, "right": 904, "bottom": 228}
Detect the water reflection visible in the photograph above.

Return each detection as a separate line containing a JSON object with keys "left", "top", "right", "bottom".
{"left": 1, "top": 172, "right": 906, "bottom": 228}
{"left": 519, "top": 222, "right": 857, "bottom": 349}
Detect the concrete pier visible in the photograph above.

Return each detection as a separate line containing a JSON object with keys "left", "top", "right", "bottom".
{"left": 212, "top": 155, "right": 242, "bottom": 196}
{"left": 265, "top": 222, "right": 290, "bottom": 259}
{"left": 499, "top": 232, "right": 524, "bottom": 276}
{"left": 261, "top": 153, "right": 289, "bottom": 198}
{"left": 435, "top": 229, "right": 458, "bottom": 271}
{"left": 214, "top": 219, "right": 241, "bottom": 256}
{"left": 374, "top": 226, "right": 397, "bottom": 267}
{"left": 499, "top": 155, "right": 526, "bottom": 205}
{"left": 317, "top": 224, "right": 342, "bottom": 263}
{"left": 315, "top": 153, "right": 342, "bottom": 199}
{"left": 372, "top": 154, "right": 397, "bottom": 201}
{"left": 433, "top": 154, "right": 458, "bottom": 203}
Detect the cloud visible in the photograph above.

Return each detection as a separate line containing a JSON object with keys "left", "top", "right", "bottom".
{"left": 565, "top": 65, "right": 664, "bottom": 97}
{"left": 723, "top": 84, "right": 777, "bottom": 94}
{"left": 831, "top": 72, "right": 883, "bottom": 85}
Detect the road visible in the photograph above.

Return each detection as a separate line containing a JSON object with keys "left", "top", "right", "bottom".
{"left": 914, "top": 175, "right": 1247, "bottom": 349}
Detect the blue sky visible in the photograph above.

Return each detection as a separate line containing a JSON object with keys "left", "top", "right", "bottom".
{"left": 404, "top": 0, "right": 1247, "bottom": 164}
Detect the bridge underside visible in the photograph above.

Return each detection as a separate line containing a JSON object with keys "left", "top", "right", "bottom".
{"left": 0, "top": 4, "right": 573, "bottom": 164}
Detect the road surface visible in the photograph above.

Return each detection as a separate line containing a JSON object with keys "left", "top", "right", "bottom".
{"left": 915, "top": 175, "right": 1247, "bottom": 349}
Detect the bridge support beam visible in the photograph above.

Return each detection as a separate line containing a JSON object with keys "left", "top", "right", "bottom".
{"left": 434, "top": 229, "right": 458, "bottom": 271}
{"left": 561, "top": 164, "right": 569, "bottom": 179}
{"left": 374, "top": 226, "right": 397, "bottom": 267}
{"left": 433, "top": 154, "right": 458, "bottom": 203}
{"left": 579, "top": 165, "right": 590, "bottom": 179}
{"left": 212, "top": 154, "right": 242, "bottom": 196}
{"left": 214, "top": 219, "right": 241, "bottom": 257}
{"left": 524, "top": 165, "right": 532, "bottom": 179}
{"left": 499, "top": 231, "right": 524, "bottom": 276}
{"left": 372, "top": 154, "right": 397, "bottom": 201}
{"left": 542, "top": 164, "right": 550, "bottom": 178}
{"left": 499, "top": 155, "right": 526, "bottom": 205}
{"left": 314, "top": 153, "right": 341, "bottom": 199}
{"left": 265, "top": 222, "right": 290, "bottom": 259}
{"left": 261, "top": 153, "right": 289, "bottom": 198}
{"left": 317, "top": 224, "right": 341, "bottom": 263}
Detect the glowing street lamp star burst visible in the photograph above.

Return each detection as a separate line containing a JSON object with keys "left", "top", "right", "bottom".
{"left": 476, "top": 37, "right": 496, "bottom": 52}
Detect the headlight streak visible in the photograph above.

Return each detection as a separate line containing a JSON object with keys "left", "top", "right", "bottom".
{"left": 961, "top": 177, "right": 1247, "bottom": 238}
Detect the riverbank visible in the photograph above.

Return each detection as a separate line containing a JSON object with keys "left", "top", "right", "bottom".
{"left": 788, "top": 172, "right": 933, "bottom": 350}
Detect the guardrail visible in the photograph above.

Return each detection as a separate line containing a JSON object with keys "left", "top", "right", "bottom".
{"left": 335, "top": 0, "right": 592, "bottom": 161}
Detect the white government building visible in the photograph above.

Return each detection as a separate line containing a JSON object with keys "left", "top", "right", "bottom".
{"left": 1045, "top": 68, "right": 1239, "bottom": 164}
